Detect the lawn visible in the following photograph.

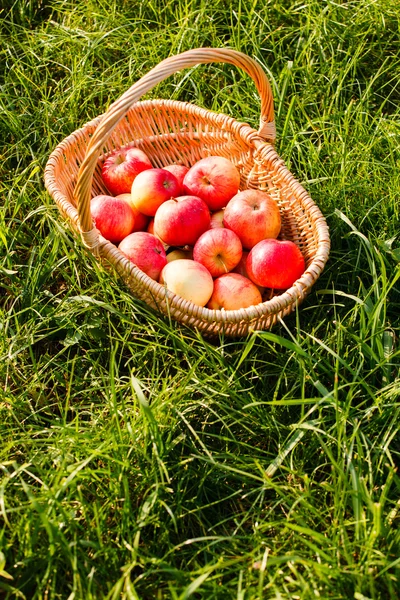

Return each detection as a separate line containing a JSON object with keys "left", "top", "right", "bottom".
{"left": 0, "top": 0, "right": 399, "bottom": 598}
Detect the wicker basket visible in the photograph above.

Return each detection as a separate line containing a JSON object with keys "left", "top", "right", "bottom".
{"left": 44, "top": 47, "right": 330, "bottom": 338}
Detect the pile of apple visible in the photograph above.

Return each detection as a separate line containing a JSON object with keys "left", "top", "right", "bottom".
{"left": 90, "top": 144, "right": 306, "bottom": 309}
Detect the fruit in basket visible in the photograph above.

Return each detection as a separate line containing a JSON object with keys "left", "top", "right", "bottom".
{"left": 193, "top": 228, "right": 242, "bottom": 278}
{"left": 183, "top": 156, "right": 240, "bottom": 211}
{"left": 166, "top": 248, "right": 193, "bottom": 262}
{"left": 131, "top": 168, "right": 180, "bottom": 216}
{"left": 246, "top": 239, "right": 306, "bottom": 289}
{"left": 115, "top": 193, "right": 149, "bottom": 232}
{"left": 207, "top": 273, "right": 262, "bottom": 310}
{"left": 209, "top": 209, "right": 225, "bottom": 229}
{"left": 90, "top": 194, "right": 136, "bottom": 244}
{"left": 153, "top": 195, "right": 211, "bottom": 246}
{"left": 119, "top": 231, "right": 167, "bottom": 281}
{"left": 160, "top": 259, "right": 214, "bottom": 307}
{"left": 223, "top": 189, "right": 281, "bottom": 249}
{"left": 163, "top": 164, "right": 189, "bottom": 195}
{"left": 101, "top": 145, "right": 153, "bottom": 196}
{"left": 232, "top": 251, "right": 265, "bottom": 294}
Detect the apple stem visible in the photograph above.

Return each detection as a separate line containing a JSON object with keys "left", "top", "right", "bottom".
{"left": 217, "top": 256, "right": 229, "bottom": 273}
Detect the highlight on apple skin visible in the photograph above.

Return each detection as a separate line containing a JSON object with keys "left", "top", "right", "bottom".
{"left": 246, "top": 238, "right": 306, "bottom": 290}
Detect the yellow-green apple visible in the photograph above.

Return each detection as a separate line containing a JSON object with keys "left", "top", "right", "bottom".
{"left": 223, "top": 189, "right": 281, "bottom": 249}
{"left": 115, "top": 193, "right": 149, "bottom": 232}
{"left": 166, "top": 248, "right": 193, "bottom": 262}
{"left": 162, "top": 164, "right": 189, "bottom": 195}
{"left": 154, "top": 195, "right": 210, "bottom": 246}
{"left": 90, "top": 194, "right": 136, "bottom": 244}
{"left": 118, "top": 231, "right": 167, "bottom": 281}
{"left": 183, "top": 156, "right": 240, "bottom": 211}
{"left": 209, "top": 209, "right": 225, "bottom": 229}
{"left": 101, "top": 145, "right": 152, "bottom": 195}
{"left": 246, "top": 239, "right": 305, "bottom": 289}
{"left": 159, "top": 259, "right": 214, "bottom": 307}
{"left": 130, "top": 168, "right": 180, "bottom": 216}
{"left": 193, "top": 228, "right": 242, "bottom": 278}
{"left": 207, "top": 272, "right": 262, "bottom": 310}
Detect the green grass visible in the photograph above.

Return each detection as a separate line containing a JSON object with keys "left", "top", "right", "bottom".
{"left": 1, "top": 0, "right": 400, "bottom": 598}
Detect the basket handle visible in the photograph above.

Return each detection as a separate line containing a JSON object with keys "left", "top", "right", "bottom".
{"left": 75, "top": 47, "right": 275, "bottom": 237}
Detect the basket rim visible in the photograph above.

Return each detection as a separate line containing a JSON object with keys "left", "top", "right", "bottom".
{"left": 44, "top": 98, "right": 330, "bottom": 331}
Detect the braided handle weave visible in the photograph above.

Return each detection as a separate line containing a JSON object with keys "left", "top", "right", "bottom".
{"left": 74, "top": 47, "right": 275, "bottom": 236}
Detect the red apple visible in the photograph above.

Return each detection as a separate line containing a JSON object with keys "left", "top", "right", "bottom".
{"left": 207, "top": 273, "right": 262, "bottom": 311}
{"left": 159, "top": 259, "right": 214, "bottom": 307}
{"left": 154, "top": 195, "right": 211, "bottom": 247}
{"left": 209, "top": 209, "right": 225, "bottom": 229}
{"left": 90, "top": 194, "right": 136, "bottom": 244}
{"left": 232, "top": 251, "right": 265, "bottom": 294}
{"left": 193, "top": 228, "right": 242, "bottom": 278}
{"left": 162, "top": 164, "right": 189, "bottom": 195}
{"left": 118, "top": 231, "right": 167, "bottom": 281}
{"left": 115, "top": 193, "right": 149, "bottom": 232}
{"left": 246, "top": 239, "right": 306, "bottom": 289}
{"left": 183, "top": 156, "right": 240, "bottom": 211}
{"left": 130, "top": 168, "right": 180, "bottom": 216}
{"left": 223, "top": 189, "right": 281, "bottom": 249}
{"left": 101, "top": 145, "right": 152, "bottom": 195}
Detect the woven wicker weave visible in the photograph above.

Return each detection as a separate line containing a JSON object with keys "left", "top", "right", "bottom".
{"left": 44, "top": 48, "right": 330, "bottom": 337}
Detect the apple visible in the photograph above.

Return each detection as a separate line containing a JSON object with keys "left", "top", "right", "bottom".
{"left": 207, "top": 273, "right": 262, "bottom": 311}
{"left": 223, "top": 189, "right": 281, "bottom": 249}
{"left": 90, "top": 194, "right": 136, "bottom": 244}
{"left": 147, "top": 219, "right": 155, "bottom": 234}
{"left": 232, "top": 251, "right": 251, "bottom": 278}
{"left": 115, "top": 193, "right": 149, "bottom": 232}
{"left": 153, "top": 195, "right": 211, "bottom": 247}
{"left": 246, "top": 239, "right": 306, "bottom": 289}
{"left": 159, "top": 259, "right": 214, "bottom": 307}
{"left": 118, "top": 231, "right": 167, "bottom": 281}
{"left": 166, "top": 248, "right": 193, "bottom": 262}
{"left": 183, "top": 156, "right": 240, "bottom": 211}
{"left": 130, "top": 168, "right": 180, "bottom": 216}
{"left": 232, "top": 251, "right": 265, "bottom": 294}
{"left": 146, "top": 218, "right": 170, "bottom": 251}
{"left": 209, "top": 209, "right": 225, "bottom": 229}
{"left": 193, "top": 228, "right": 242, "bottom": 278}
{"left": 101, "top": 145, "right": 152, "bottom": 195}
{"left": 162, "top": 164, "right": 189, "bottom": 195}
